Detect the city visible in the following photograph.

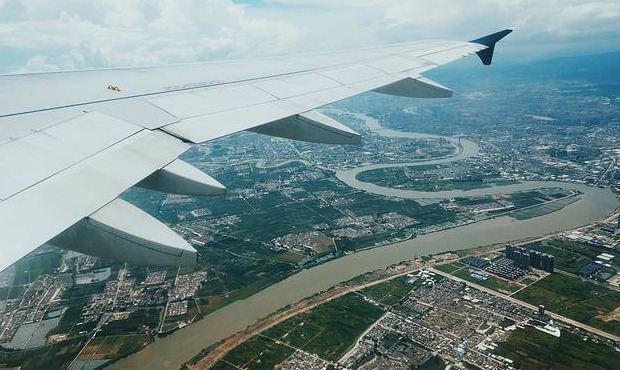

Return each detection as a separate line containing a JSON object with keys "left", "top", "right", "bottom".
{"left": 0, "top": 52, "right": 619, "bottom": 369}
{"left": 198, "top": 213, "right": 620, "bottom": 370}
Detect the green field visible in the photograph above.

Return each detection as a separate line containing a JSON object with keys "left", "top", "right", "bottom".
{"left": 495, "top": 326, "right": 620, "bottom": 370}
{"left": 213, "top": 293, "right": 384, "bottom": 369}
{"left": 100, "top": 309, "right": 161, "bottom": 336}
{"left": 519, "top": 276, "right": 539, "bottom": 285}
{"left": 503, "top": 191, "right": 548, "bottom": 208}
{"left": 418, "top": 355, "right": 447, "bottom": 370}
{"left": 218, "top": 335, "right": 294, "bottom": 370}
{"left": 0, "top": 285, "right": 27, "bottom": 300}
{"left": 452, "top": 268, "right": 521, "bottom": 293}
{"left": 360, "top": 276, "right": 413, "bottom": 306}
{"left": 514, "top": 274, "right": 620, "bottom": 336}
{"left": 79, "top": 334, "right": 151, "bottom": 360}
{"left": 263, "top": 293, "right": 384, "bottom": 361}
{"left": 211, "top": 362, "right": 237, "bottom": 370}
{"left": 13, "top": 250, "right": 62, "bottom": 285}
{"left": 435, "top": 262, "right": 464, "bottom": 274}
{"left": 507, "top": 197, "right": 578, "bottom": 220}
{"left": 356, "top": 166, "right": 520, "bottom": 193}
{"left": 0, "top": 337, "right": 85, "bottom": 370}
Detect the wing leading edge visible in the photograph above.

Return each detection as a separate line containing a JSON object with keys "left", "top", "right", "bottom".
{"left": 0, "top": 30, "right": 512, "bottom": 271}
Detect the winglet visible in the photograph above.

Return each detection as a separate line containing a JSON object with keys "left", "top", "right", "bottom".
{"left": 470, "top": 29, "right": 513, "bottom": 65}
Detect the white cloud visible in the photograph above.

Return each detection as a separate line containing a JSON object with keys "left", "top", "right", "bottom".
{"left": 265, "top": 0, "right": 620, "bottom": 44}
{"left": 551, "top": 2, "right": 620, "bottom": 37}
{"left": 1, "top": 0, "right": 304, "bottom": 72}
{"left": 0, "top": 0, "right": 619, "bottom": 73}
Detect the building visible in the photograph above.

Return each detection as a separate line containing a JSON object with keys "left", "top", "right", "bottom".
{"left": 470, "top": 270, "right": 490, "bottom": 281}
{"left": 530, "top": 251, "right": 542, "bottom": 270}
{"left": 579, "top": 261, "right": 602, "bottom": 277}
{"left": 505, "top": 245, "right": 554, "bottom": 273}
{"left": 599, "top": 224, "right": 616, "bottom": 235}
{"left": 514, "top": 248, "right": 531, "bottom": 269}
{"left": 596, "top": 253, "right": 615, "bottom": 263}
{"left": 541, "top": 254, "right": 554, "bottom": 273}
{"left": 538, "top": 305, "right": 545, "bottom": 315}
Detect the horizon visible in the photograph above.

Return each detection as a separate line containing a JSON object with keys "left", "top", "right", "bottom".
{"left": 1, "top": 0, "right": 620, "bottom": 74}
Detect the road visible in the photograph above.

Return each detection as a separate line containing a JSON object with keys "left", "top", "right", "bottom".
{"left": 68, "top": 264, "right": 129, "bottom": 369}
{"left": 197, "top": 259, "right": 620, "bottom": 370}
{"left": 595, "top": 157, "right": 616, "bottom": 186}
{"left": 430, "top": 268, "right": 620, "bottom": 343}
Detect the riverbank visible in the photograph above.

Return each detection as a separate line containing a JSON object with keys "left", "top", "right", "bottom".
{"left": 108, "top": 115, "right": 618, "bottom": 370}
{"left": 109, "top": 183, "right": 617, "bottom": 370}
{"left": 187, "top": 261, "right": 422, "bottom": 369}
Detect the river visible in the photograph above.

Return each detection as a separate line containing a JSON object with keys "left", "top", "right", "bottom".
{"left": 110, "top": 114, "right": 618, "bottom": 370}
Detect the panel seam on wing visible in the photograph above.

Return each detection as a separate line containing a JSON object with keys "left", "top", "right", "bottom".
{"left": 1, "top": 128, "right": 147, "bottom": 201}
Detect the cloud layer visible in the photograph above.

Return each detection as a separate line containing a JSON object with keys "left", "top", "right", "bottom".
{"left": 0, "top": 0, "right": 619, "bottom": 73}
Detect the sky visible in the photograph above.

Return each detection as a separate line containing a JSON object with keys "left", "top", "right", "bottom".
{"left": 0, "top": 0, "right": 619, "bottom": 73}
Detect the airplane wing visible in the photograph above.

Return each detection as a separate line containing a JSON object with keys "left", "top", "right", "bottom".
{"left": 0, "top": 30, "right": 512, "bottom": 271}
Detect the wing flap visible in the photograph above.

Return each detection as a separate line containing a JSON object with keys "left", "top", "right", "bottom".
{"left": 366, "top": 56, "right": 427, "bottom": 74}
{"left": 0, "top": 109, "right": 83, "bottom": 144}
{"left": 163, "top": 99, "right": 301, "bottom": 143}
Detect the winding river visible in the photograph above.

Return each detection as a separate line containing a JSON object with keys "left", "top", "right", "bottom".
{"left": 110, "top": 113, "right": 618, "bottom": 370}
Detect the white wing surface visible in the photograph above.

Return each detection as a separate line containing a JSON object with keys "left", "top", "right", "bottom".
{"left": 0, "top": 30, "right": 512, "bottom": 271}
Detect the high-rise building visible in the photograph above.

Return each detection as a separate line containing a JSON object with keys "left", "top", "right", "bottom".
{"left": 530, "top": 251, "right": 542, "bottom": 269}
{"left": 505, "top": 245, "right": 554, "bottom": 273}
{"left": 504, "top": 244, "right": 554, "bottom": 272}
{"left": 541, "top": 254, "right": 554, "bottom": 273}
{"left": 514, "top": 248, "right": 530, "bottom": 269}
{"left": 505, "top": 244, "right": 515, "bottom": 259}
